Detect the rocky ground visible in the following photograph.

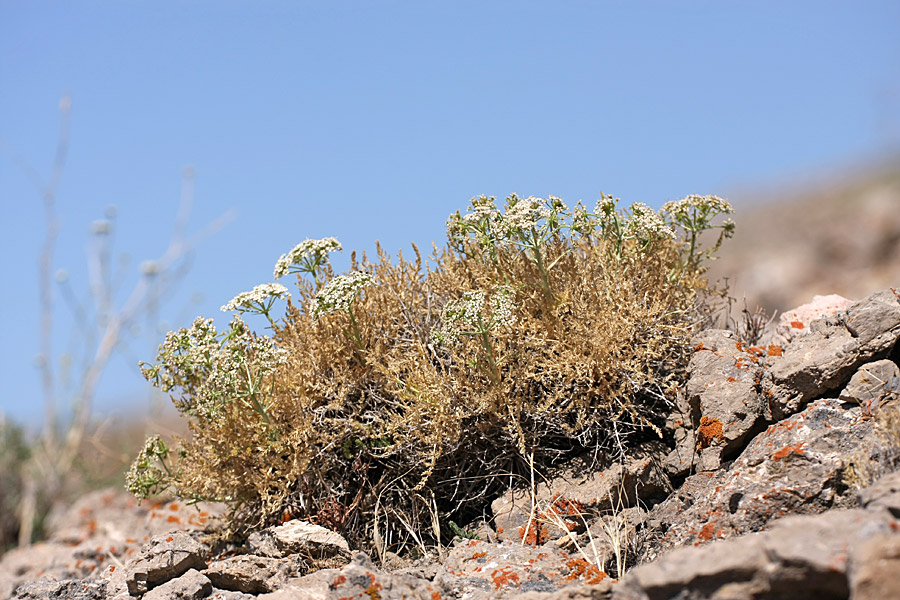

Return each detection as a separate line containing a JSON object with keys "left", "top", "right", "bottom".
{"left": 2, "top": 287, "right": 899, "bottom": 600}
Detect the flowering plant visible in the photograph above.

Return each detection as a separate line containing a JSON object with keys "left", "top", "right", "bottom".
{"left": 312, "top": 270, "right": 374, "bottom": 350}
{"left": 139, "top": 315, "right": 286, "bottom": 426}
{"left": 661, "top": 194, "right": 735, "bottom": 273}
{"left": 432, "top": 285, "right": 516, "bottom": 383}
{"left": 273, "top": 237, "right": 342, "bottom": 287}
{"left": 221, "top": 283, "right": 290, "bottom": 326}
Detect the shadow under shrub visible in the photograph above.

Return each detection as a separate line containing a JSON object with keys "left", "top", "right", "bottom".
{"left": 128, "top": 194, "right": 734, "bottom": 555}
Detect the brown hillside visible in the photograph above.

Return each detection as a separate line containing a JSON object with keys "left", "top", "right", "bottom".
{"left": 709, "top": 159, "right": 900, "bottom": 316}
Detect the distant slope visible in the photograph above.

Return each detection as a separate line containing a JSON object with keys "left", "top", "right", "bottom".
{"left": 707, "top": 159, "right": 900, "bottom": 316}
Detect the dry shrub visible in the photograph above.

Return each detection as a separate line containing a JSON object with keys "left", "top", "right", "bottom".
{"left": 128, "top": 194, "right": 734, "bottom": 553}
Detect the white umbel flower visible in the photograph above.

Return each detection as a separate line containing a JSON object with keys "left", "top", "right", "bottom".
{"left": 274, "top": 237, "right": 342, "bottom": 280}
{"left": 311, "top": 271, "right": 373, "bottom": 317}
{"left": 432, "top": 286, "right": 516, "bottom": 346}
{"left": 626, "top": 203, "right": 675, "bottom": 240}
{"left": 661, "top": 195, "right": 734, "bottom": 220}
{"left": 503, "top": 197, "right": 551, "bottom": 232}
{"left": 221, "top": 283, "right": 290, "bottom": 312}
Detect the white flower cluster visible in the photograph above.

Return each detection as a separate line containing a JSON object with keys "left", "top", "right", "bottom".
{"left": 490, "top": 285, "right": 516, "bottom": 328}
{"left": 146, "top": 317, "right": 220, "bottom": 393}
{"left": 432, "top": 286, "right": 516, "bottom": 346}
{"left": 465, "top": 195, "right": 499, "bottom": 222}
{"left": 595, "top": 196, "right": 617, "bottom": 215}
{"left": 447, "top": 196, "right": 503, "bottom": 242}
{"left": 503, "top": 196, "right": 553, "bottom": 232}
{"left": 125, "top": 435, "right": 169, "bottom": 498}
{"left": 221, "top": 283, "right": 290, "bottom": 312}
{"left": 661, "top": 195, "right": 734, "bottom": 220}
{"left": 626, "top": 203, "right": 675, "bottom": 240}
{"left": 201, "top": 323, "right": 288, "bottom": 418}
{"left": 273, "top": 237, "right": 342, "bottom": 280}
{"left": 311, "top": 271, "right": 373, "bottom": 317}
{"left": 143, "top": 316, "right": 288, "bottom": 419}
{"left": 571, "top": 204, "right": 592, "bottom": 234}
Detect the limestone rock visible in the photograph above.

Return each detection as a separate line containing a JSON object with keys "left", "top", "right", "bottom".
{"left": 643, "top": 398, "right": 876, "bottom": 561}
{"left": 247, "top": 519, "right": 350, "bottom": 561}
{"left": 11, "top": 578, "right": 106, "bottom": 600}
{"left": 840, "top": 358, "right": 900, "bottom": 414}
{"left": 204, "top": 554, "right": 306, "bottom": 595}
{"left": 124, "top": 531, "right": 210, "bottom": 595}
{"left": 847, "top": 532, "right": 900, "bottom": 600}
{"left": 141, "top": 568, "right": 211, "bottom": 600}
{"left": 619, "top": 507, "right": 898, "bottom": 600}
{"left": 434, "top": 539, "right": 609, "bottom": 599}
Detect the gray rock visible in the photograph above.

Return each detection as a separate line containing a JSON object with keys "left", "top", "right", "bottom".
{"left": 11, "top": 579, "right": 106, "bottom": 600}
{"left": 247, "top": 519, "right": 350, "bottom": 561}
{"left": 515, "top": 585, "right": 615, "bottom": 600}
{"left": 840, "top": 358, "right": 900, "bottom": 414}
{"left": 142, "top": 568, "right": 211, "bottom": 600}
{"left": 857, "top": 469, "right": 900, "bottom": 516}
{"left": 642, "top": 398, "right": 876, "bottom": 562}
{"left": 619, "top": 507, "right": 898, "bottom": 600}
{"left": 204, "top": 554, "right": 306, "bottom": 594}
{"left": 0, "top": 542, "right": 91, "bottom": 599}
{"left": 764, "top": 289, "right": 900, "bottom": 419}
{"left": 666, "top": 329, "right": 769, "bottom": 474}
{"left": 124, "top": 531, "right": 211, "bottom": 595}
{"left": 207, "top": 590, "right": 258, "bottom": 600}
{"left": 434, "top": 538, "right": 610, "bottom": 599}
{"left": 845, "top": 288, "right": 900, "bottom": 352}
{"left": 256, "top": 568, "right": 340, "bottom": 600}
{"left": 323, "top": 552, "right": 442, "bottom": 600}
{"left": 44, "top": 490, "right": 221, "bottom": 548}
{"left": 762, "top": 321, "right": 861, "bottom": 418}
{"left": 847, "top": 532, "right": 900, "bottom": 600}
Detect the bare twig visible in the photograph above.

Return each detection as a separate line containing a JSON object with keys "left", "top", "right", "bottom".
{"left": 2, "top": 97, "right": 232, "bottom": 545}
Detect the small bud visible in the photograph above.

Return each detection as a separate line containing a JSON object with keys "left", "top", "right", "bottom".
{"left": 91, "top": 220, "right": 111, "bottom": 235}
{"left": 141, "top": 260, "right": 160, "bottom": 276}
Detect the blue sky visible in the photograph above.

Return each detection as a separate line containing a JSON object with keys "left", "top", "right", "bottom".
{"left": 2, "top": 1, "right": 899, "bottom": 428}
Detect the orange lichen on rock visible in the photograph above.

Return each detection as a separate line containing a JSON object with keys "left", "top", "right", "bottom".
{"left": 550, "top": 494, "right": 585, "bottom": 517}
{"left": 566, "top": 558, "right": 607, "bottom": 584}
{"left": 790, "top": 320, "right": 805, "bottom": 329}
{"left": 697, "top": 416, "right": 725, "bottom": 449}
{"left": 697, "top": 522, "right": 720, "bottom": 541}
{"left": 767, "top": 345, "right": 784, "bottom": 357}
{"left": 772, "top": 443, "right": 806, "bottom": 461}
{"left": 518, "top": 516, "right": 550, "bottom": 546}
{"left": 491, "top": 566, "right": 521, "bottom": 589}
